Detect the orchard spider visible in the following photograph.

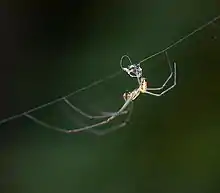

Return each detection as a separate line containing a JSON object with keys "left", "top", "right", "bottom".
{"left": 25, "top": 51, "right": 176, "bottom": 135}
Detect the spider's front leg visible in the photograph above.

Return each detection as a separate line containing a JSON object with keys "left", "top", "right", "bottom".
{"left": 142, "top": 62, "right": 177, "bottom": 96}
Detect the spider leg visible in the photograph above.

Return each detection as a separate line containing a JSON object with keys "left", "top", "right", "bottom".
{"left": 63, "top": 97, "right": 128, "bottom": 119}
{"left": 87, "top": 101, "right": 134, "bottom": 136}
{"left": 24, "top": 113, "right": 120, "bottom": 133}
{"left": 147, "top": 51, "right": 174, "bottom": 91}
{"left": 86, "top": 91, "right": 138, "bottom": 135}
{"left": 24, "top": 95, "right": 134, "bottom": 134}
{"left": 145, "top": 62, "right": 177, "bottom": 96}
{"left": 99, "top": 111, "right": 128, "bottom": 116}
{"left": 24, "top": 113, "right": 116, "bottom": 134}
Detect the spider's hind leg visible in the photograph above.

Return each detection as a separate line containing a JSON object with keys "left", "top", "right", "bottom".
{"left": 87, "top": 102, "right": 134, "bottom": 136}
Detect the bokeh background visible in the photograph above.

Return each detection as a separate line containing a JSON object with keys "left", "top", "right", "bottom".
{"left": 1, "top": 1, "right": 220, "bottom": 193}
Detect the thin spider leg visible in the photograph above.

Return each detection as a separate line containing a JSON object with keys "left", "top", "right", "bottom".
{"left": 144, "top": 62, "right": 177, "bottom": 96}
{"left": 146, "top": 71, "right": 173, "bottom": 91}
{"left": 72, "top": 96, "right": 134, "bottom": 133}
{"left": 63, "top": 97, "right": 128, "bottom": 119}
{"left": 24, "top": 94, "right": 134, "bottom": 134}
{"left": 147, "top": 51, "right": 173, "bottom": 91}
{"left": 24, "top": 114, "right": 72, "bottom": 133}
{"left": 24, "top": 110, "right": 125, "bottom": 134}
{"left": 87, "top": 101, "right": 134, "bottom": 135}
{"left": 99, "top": 111, "right": 128, "bottom": 117}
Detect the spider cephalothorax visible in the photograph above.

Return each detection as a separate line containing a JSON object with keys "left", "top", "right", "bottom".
{"left": 139, "top": 77, "right": 148, "bottom": 93}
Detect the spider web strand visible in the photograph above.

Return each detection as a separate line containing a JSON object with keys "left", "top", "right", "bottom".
{"left": 0, "top": 70, "right": 121, "bottom": 125}
{"left": 139, "top": 14, "right": 220, "bottom": 64}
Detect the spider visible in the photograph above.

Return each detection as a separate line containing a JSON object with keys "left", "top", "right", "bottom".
{"left": 1, "top": 14, "right": 220, "bottom": 135}
{"left": 24, "top": 51, "right": 176, "bottom": 135}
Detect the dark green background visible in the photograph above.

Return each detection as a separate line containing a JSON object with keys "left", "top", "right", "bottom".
{"left": 1, "top": 1, "right": 220, "bottom": 193}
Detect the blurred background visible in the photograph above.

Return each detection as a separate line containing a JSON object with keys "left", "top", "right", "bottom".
{"left": 1, "top": 1, "right": 220, "bottom": 193}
